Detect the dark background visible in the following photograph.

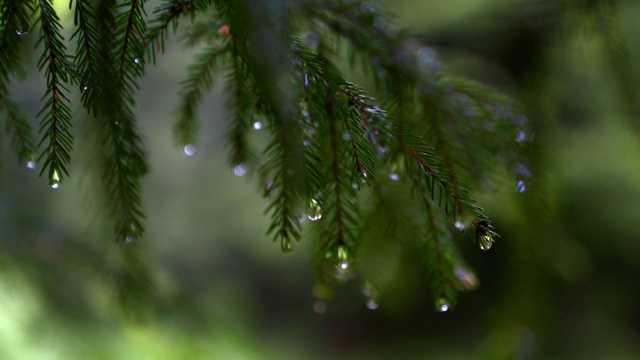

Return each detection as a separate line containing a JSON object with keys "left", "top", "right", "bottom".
{"left": 1, "top": 0, "right": 639, "bottom": 358}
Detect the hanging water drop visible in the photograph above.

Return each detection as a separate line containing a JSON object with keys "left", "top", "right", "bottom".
{"left": 233, "top": 163, "right": 248, "bottom": 176}
{"left": 389, "top": 173, "right": 399, "bottom": 181}
{"left": 515, "top": 130, "right": 526, "bottom": 143}
{"left": 253, "top": 121, "right": 263, "bottom": 130}
{"left": 125, "top": 235, "right": 133, "bottom": 243}
{"left": 183, "top": 144, "right": 197, "bottom": 156}
{"left": 26, "top": 160, "right": 36, "bottom": 170}
{"left": 336, "top": 245, "right": 350, "bottom": 270}
{"left": 82, "top": 86, "right": 88, "bottom": 91}
{"left": 134, "top": 57, "right": 141, "bottom": 64}
{"left": 479, "top": 235, "right": 493, "bottom": 250}
{"left": 454, "top": 221, "right": 465, "bottom": 230}
{"left": 307, "top": 198, "right": 322, "bottom": 221}
{"left": 281, "top": 237, "right": 293, "bottom": 253}
{"left": 436, "top": 298, "right": 449, "bottom": 312}
{"left": 366, "top": 299, "right": 379, "bottom": 310}
{"left": 16, "top": 30, "right": 27, "bottom": 36}
{"left": 516, "top": 180, "right": 526, "bottom": 193}
{"left": 50, "top": 170, "right": 61, "bottom": 189}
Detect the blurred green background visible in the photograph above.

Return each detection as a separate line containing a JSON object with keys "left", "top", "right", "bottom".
{"left": 1, "top": 0, "right": 640, "bottom": 359}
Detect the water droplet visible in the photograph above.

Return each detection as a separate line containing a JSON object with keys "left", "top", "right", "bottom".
{"left": 253, "top": 121, "right": 263, "bottom": 130}
{"left": 281, "top": 238, "right": 293, "bottom": 253}
{"left": 515, "top": 130, "right": 527, "bottom": 143}
{"left": 436, "top": 298, "right": 449, "bottom": 312}
{"left": 342, "top": 132, "right": 351, "bottom": 141}
{"left": 378, "top": 146, "right": 387, "bottom": 154}
{"left": 16, "top": 30, "right": 27, "bottom": 36}
{"left": 352, "top": 183, "right": 359, "bottom": 189}
{"left": 389, "top": 173, "right": 399, "bottom": 181}
{"left": 454, "top": 221, "right": 465, "bottom": 230}
{"left": 313, "top": 300, "right": 327, "bottom": 314}
{"left": 233, "top": 163, "right": 248, "bottom": 176}
{"left": 82, "top": 86, "right": 88, "bottom": 91}
{"left": 125, "top": 235, "right": 133, "bottom": 243}
{"left": 516, "top": 180, "right": 526, "bottom": 193}
{"left": 303, "top": 140, "right": 310, "bottom": 146}
{"left": 307, "top": 198, "right": 322, "bottom": 221}
{"left": 26, "top": 160, "right": 36, "bottom": 170}
{"left": 336, "top": 245, "right": 350, "bottom": 270}
{"left": 479, "top": 235, "right": 493, "bottom": 250}
{"left": 183, "top": 144, "right": 197, "bottom": 156}
{"left": 366, "top": 299, "right": 379, "bottom": 310}
{"left": 134, "top": 57, "right": 141, "bottom": 64}
{"left": 50, "top": 170, "right": 61, "bottom": 189}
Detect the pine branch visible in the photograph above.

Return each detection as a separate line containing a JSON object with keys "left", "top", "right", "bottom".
{"left": 36, "top": 0, "right": 73, "bottom": 186}
{"left": 414, "top": 177, "right": 464, "bottom": 311}
{"left": 0, "top": 89, "right": 36, "bottom": 164}
{"left": 175, "top": 44, "right": 229, "bottom": 149}
{"left": 145, "top": 0, "right": 212, "bottom": 63}
{"left": 70, "top": 0, "right": 102, "bottom": 115}
{"left": 0, "top": 0, "right": 32, "bottom": 81}
{"left": 225, "top": 47, "right": 254, "bottom": 166}
{"left": 262, "top": 126, "right": 305, "bottom": 253}
{"left": 396, "top": 127, "right": 498, "bottom": 249}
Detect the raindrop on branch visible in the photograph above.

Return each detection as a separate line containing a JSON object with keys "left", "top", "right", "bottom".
{"left": 252, "top": 121, "right": 263, "bottom": 130}
{"left": 436, "top": 298, "right": 449, "bottom": 312}
{"left": 389, "top": 173, "right": 399, "bottom": 181}
{"left": 516, "top": 180, "right": 526, "bottom": 193}
{"left": 50, "top": 170, "right": 61, "bottom": 189}
{"left": 134, "top": 57, "right": 141, "bottom": 64}
{"left": 307, "top": 198, "right": 322, "bottom": 221}
{"left": 183, "top": 144, "right": 197, "bottom": 157}
{"left": 233, "top": 163, "right": 248, "bottom": 176}
{"left": 26, "top": 160, "right": 36, "bottom": 170}
{"left": 16, "top": 30, "right": 28, "bottom": 36}
{"left": 454, "top": 221, "right": 465, "bottom": 230}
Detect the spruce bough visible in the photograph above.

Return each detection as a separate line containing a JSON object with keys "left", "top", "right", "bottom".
{"left": 0, "top": 0, "right": 530, "bottom": 312}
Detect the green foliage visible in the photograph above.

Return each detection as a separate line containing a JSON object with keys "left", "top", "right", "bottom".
{"left": 0, "top": 0, "right": 534, "bottom": 311}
